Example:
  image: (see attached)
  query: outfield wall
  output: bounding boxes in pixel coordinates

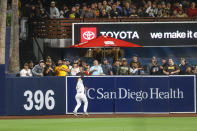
[0,65,6,116]
[1,75,196,116]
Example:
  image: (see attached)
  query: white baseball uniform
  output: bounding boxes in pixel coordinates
[73,78,88,113]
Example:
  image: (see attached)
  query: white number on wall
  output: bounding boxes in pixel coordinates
[24,90,55,111]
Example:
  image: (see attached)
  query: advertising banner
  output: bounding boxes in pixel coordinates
[5,77,66,115]
[72,22,197,47]
[66,76,196,114]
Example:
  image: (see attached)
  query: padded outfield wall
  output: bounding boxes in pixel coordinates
[0,75,196,116]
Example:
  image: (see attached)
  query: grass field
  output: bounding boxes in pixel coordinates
[0,117,197,131]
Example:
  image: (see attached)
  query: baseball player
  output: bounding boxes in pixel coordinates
[73,75,88,117]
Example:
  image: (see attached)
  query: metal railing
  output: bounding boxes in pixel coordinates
[31,17,196,39]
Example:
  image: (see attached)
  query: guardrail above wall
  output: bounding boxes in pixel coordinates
[31,17,196,39]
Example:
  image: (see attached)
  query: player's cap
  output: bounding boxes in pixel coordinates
[51,1,55,4]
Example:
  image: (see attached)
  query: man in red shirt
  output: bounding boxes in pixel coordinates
[187,2,197,17]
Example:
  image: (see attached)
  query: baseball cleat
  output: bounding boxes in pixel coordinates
[83,112,88,116]
[73,111,78,117]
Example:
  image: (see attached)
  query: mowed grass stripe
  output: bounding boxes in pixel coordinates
[0,117,196,131]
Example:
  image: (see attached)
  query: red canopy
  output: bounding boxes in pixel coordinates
[70,36,142,48]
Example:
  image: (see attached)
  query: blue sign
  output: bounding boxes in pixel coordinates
[66,76,196,114]
[0,64,6,116]
[5,77,66,115]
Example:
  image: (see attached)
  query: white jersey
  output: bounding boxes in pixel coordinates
[76,79,85,94]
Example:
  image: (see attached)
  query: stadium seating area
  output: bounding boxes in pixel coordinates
[12,0,197,19]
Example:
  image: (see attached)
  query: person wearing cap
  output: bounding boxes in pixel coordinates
[101,58,113,75]
[112,60,120,75]
[147,56,157,75]
[44,61,56,76]
[160,58,168,75]
[130,55,143,74]
[20,63,33,77]
[50,1,60,18]
[32,60,45,77]
[118,59,130,75]
[55,59,69,76]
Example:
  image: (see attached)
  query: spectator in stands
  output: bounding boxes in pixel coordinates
[193,66,197,75]
[81,6,96,18]
[80,5,88,18]
[110,3,121,18]
[75,4,81,15]
[66,60,72,70]
[171,9,178,17]
[130,63,139,75]
[99,9,109,18]
[116,0,123,13]
[76,67,86,76]
[152,2,158,17]
[20,63,33,77]
[112,60,120,75]
[29,5,39,19]
[118,59,130,75]
[187,2,197,17]
[123,2,132,17]
[85,65,91,75]
[185,66,193,75]
[50,1,60,18]
[101,58,113,75]
[145,0,154,17]
[32,60,45,77]
[130,54,143,74]
[59,4,69,18]
[176,9,188,17]
[150,61,160,75]
[163,2,172,17]
[97,2,103,12]
[102,0,112,13]
[91,3,100,17]
[163,58,180,75]
[130,8,138,17]
[70,62,80,76]
[66,6,80,18]
[147,56,157,75]
[179,58,190,75]
[55,59,69,76]
[90,60,103,75]
[44,61,56,76]
[160,58,168,75]
[157,3,163,17]
[29,60,34,71]
[137,7,144,17]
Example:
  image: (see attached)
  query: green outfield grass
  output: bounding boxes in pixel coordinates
[0,117,197,131]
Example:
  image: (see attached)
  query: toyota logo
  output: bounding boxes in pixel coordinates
[83,31,95,40]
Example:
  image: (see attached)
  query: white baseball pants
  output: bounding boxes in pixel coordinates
[74,93,88,113]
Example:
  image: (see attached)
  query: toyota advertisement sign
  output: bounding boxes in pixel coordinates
[72,22,197,47]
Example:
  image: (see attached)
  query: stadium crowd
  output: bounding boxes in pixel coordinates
[19,55,197,77]
[12,0,197,19]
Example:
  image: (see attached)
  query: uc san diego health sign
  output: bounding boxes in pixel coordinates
[67,76,196,114]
